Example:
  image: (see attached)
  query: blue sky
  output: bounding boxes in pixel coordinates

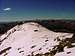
[0,0,75,21]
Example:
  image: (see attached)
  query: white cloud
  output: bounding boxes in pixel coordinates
[3,8,11,11]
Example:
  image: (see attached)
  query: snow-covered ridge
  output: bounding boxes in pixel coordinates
[0,22,74,56]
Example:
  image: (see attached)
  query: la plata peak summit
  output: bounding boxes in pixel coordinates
[0,22,75,56]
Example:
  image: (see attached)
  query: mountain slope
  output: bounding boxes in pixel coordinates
[0,22,74,56]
